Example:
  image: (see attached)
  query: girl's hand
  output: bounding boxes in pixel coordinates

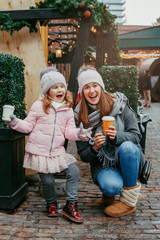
[79,122,92,141]
[4,114,18,127]
[94,131,105,151]
[105,126,116,140]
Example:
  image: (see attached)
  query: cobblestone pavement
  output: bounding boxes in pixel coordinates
[0,102,160,240]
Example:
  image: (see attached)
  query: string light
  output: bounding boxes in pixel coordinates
[90,26,96,33]
[120,51,160,59]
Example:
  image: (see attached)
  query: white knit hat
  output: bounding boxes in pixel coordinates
[77,66,105,94]
[41,71,67,95]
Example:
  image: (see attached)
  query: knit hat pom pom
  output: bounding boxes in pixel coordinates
[77,65,97,77]
[40,66,58,80]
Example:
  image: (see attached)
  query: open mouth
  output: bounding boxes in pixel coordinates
[89,95,97,99]
[56,94,63,99]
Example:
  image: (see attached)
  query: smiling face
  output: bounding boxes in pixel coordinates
[48,83,66,103]
[83,82,102,105]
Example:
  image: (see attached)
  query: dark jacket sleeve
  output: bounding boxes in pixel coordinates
[115,105,142,146]
[76,139,99,163]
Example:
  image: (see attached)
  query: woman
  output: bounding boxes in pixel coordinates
[74,65,145,218]
[143,69,152,108]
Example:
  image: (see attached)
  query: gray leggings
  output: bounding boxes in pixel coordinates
[39,163,79,204]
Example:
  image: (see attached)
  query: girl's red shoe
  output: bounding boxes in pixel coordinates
[47,202,58,217]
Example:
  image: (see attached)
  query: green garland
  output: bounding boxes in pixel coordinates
[34,0,116,31]
[0,13,38,35]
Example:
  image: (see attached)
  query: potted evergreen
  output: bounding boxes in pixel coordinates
[0,53,28,209]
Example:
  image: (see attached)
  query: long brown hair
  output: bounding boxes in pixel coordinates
[78,89,115,125]
[42,89,73,114]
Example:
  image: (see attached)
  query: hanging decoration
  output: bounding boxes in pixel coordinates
[55,47,62,58]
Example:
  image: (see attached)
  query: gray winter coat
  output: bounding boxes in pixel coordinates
[74,92,145,184]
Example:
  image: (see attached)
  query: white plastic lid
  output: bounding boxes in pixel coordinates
[102,116,115,121]
[3,105,15,109]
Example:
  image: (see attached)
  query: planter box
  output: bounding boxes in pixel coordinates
[0,129,28,209]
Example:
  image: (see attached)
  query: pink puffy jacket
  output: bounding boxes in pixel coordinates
[11,99,80,157]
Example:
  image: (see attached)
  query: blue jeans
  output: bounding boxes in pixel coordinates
[39,163,79,204]
[96,141,141,197]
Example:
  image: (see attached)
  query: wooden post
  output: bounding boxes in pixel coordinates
[105,30,115,66]
[40,25,48,65]
[95,26,105,70]
[35,0,49,66]
[68,17,92,106]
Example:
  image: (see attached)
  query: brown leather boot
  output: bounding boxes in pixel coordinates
[47,201,58,217]
[105,181,141,218]
[62,200,83,223]
[101,194,116,206]
[105,201,136,217]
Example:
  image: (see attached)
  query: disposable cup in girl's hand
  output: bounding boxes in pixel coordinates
[2,105,15,122]
[102,116,115,135]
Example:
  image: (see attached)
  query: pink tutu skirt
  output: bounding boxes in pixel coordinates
[23,152,77,174]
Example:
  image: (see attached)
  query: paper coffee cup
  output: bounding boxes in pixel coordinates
[2,105,15,121]
[102,116,115,135]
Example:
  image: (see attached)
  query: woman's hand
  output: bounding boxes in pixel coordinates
[105,126,117,141]
[94,131,105,151]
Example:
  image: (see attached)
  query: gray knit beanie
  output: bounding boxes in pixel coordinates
[41,70,67,95]
[77,65,105,94]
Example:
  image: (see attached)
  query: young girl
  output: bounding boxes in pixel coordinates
[5,67,91,223]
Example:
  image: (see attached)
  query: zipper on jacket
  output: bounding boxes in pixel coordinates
[49,111,57,156]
